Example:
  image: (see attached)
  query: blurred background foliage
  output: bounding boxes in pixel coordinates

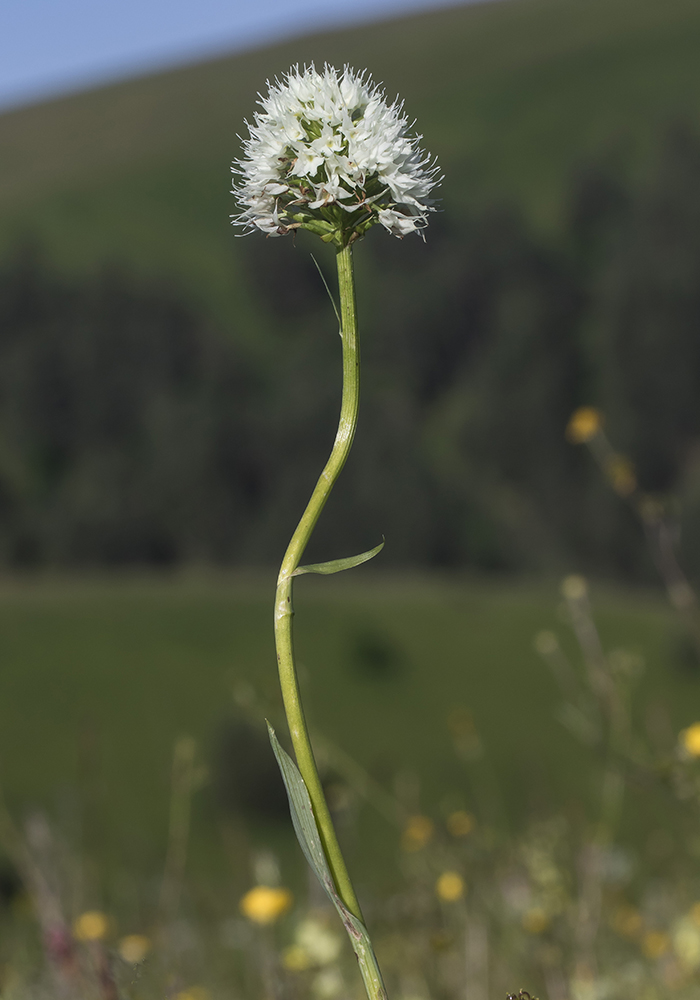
[1,0,700,578]
[4,0,700,993]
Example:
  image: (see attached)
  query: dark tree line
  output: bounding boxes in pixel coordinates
[2,122,700,579]
[0,249,263,566]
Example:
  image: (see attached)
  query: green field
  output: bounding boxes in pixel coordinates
[2,571,700,1000]
[1,0,700,326]
[3,8,700,982]
[0,571,693,892]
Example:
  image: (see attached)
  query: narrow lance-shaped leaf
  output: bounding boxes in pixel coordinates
[292,539,384,578]
[267,724,388,1000]
[310,253,342,337]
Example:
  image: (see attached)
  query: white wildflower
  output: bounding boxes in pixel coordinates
[232,64,440,245]
[295,917,343,965]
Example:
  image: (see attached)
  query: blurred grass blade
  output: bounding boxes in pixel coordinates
[292,539,384,578]
[267,723,388,1000]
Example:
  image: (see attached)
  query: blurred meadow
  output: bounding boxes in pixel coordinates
[3,0,700,996]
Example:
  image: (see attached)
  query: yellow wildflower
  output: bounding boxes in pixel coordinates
[681,723,700,757]
[566,407,603,444]
[401,815,434,852]
[73,910,109,942]
[611,905,642,939]
[642,930,670,959]
[436,871,465,902]
[604,455,637,497]
[175,989,209,1000]
[240,885,292,925]
[118,934,151,963]
[522,908,549,934]
[446,810,474,837]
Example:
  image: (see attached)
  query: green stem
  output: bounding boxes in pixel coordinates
[274,243,362,921]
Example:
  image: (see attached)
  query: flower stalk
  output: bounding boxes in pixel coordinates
[274,242,362,921]
[234,62,439,1000]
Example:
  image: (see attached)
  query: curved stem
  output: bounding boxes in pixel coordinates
[274,243,362,921]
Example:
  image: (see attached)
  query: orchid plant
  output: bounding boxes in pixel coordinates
[233,63,440,1000]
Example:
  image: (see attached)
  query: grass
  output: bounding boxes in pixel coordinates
[0,570,693,893]
[1,0,700,326]
[3,570,700,998]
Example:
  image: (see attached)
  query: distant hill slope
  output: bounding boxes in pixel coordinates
[1,0,700,322]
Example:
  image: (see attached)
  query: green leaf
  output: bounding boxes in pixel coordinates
[292,539,384,578]
[267,722,336,898]
[267,723,388,1000]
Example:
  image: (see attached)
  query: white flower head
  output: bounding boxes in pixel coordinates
[232,64,440,246]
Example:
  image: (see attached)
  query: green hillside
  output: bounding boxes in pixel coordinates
[2,0,700,580]
[1,0,700,323]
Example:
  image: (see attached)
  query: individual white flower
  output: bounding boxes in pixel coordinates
[232,64,440,246]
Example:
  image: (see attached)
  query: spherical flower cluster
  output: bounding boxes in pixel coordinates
[232,64,440,245]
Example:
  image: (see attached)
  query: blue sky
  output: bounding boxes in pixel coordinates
[0,0,476,111]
